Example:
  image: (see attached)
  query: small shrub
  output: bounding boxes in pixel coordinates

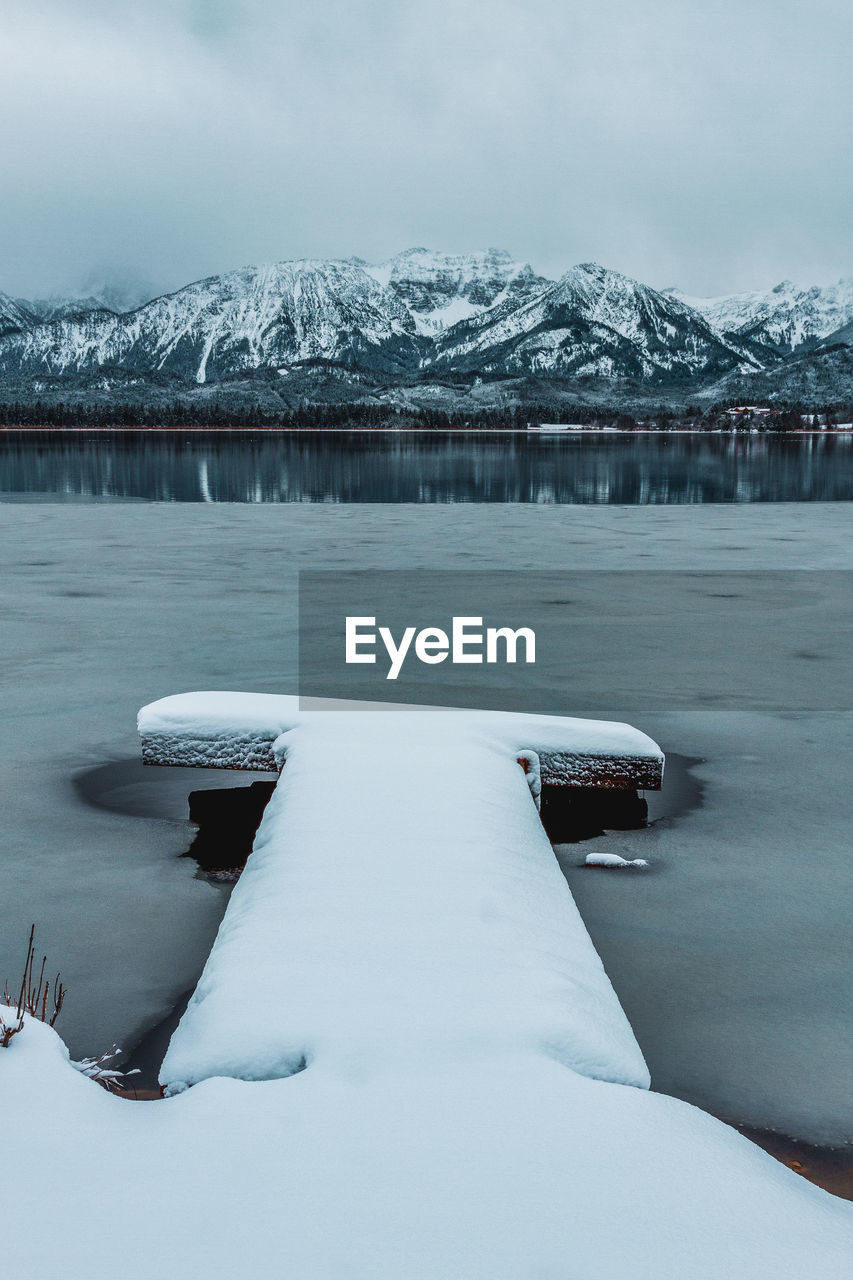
[72,1046,141,1094]
[0,1006,23,1048]
[1,924,66,1047]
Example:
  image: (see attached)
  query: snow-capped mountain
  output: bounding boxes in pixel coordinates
[364,248,551,335]
[432,263,756,381]
[2,250,852,404]
[2,260,422,383]
[0,291,35,339]
[669,278,853,355]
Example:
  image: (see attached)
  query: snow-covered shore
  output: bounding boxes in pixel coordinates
[3,1007,853,1278]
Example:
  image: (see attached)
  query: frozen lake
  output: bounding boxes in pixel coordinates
[3,429,853,502]
[1,502,852,1145]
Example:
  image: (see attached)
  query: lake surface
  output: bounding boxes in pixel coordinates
[2,429,853,502]
[2,503,852,1143]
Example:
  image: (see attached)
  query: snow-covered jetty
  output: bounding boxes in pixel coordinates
[138,693,663,1091]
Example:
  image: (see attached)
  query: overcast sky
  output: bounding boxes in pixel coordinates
[1,0,851,299]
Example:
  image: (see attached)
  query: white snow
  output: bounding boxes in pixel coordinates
[672,277,853,350]
[159,707,651,1091]
[6,253,853,381]
[407,294,482,334]
[584,851,649,869]
[1,258,421,377]
[434,261,753,378]
[3,1005,853,1278]
[362,260,393,291]
[363,247,548,335]
[138,691,664,780]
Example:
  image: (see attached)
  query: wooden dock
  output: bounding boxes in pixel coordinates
[138,693,662,1093]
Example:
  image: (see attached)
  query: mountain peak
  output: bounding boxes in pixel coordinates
[563,262,641,292]
[0,291,35,337]
[382,247,520,275]
[676,277,853,353]
[367,248,550,335]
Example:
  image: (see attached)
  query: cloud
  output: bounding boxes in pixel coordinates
[1,0,851,297]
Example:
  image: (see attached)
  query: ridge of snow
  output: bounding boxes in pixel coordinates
[137,691,664,770]
[433,261,756,378]
[369,247,552,335]
[670,277,853,351]
[0,258,422,382]
[2,253,851,383]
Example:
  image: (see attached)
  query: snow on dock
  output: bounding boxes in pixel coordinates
[138,690,665,787]
[137,694,660,1091]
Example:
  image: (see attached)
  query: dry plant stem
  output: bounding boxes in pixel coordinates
[1,924,66,1046]
[0,1010,24,1048]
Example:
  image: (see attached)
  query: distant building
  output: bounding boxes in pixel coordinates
[725,406,773,417]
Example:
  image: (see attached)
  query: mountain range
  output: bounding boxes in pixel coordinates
[2,249,852,412]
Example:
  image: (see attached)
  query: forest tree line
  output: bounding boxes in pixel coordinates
[0,399,851,431]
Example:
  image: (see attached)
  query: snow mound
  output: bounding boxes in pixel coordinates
[585,851,650,869]
[3,1025,853,1278]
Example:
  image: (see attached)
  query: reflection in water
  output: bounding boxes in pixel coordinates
[2,430,853,502]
